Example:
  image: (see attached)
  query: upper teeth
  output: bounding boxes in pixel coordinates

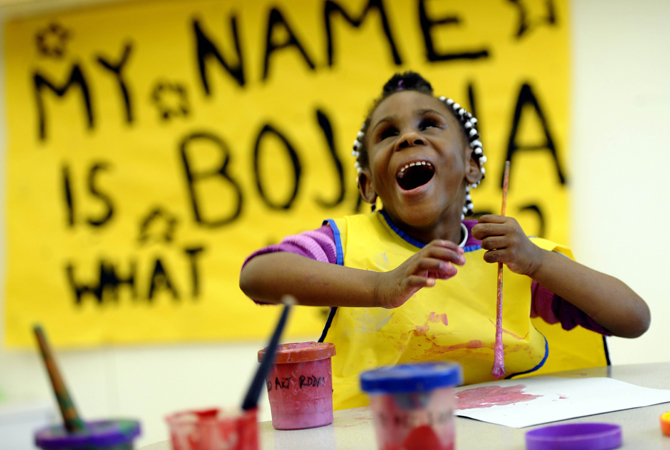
[399,161,432,174]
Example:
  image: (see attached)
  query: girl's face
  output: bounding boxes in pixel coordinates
[359,91,481,232]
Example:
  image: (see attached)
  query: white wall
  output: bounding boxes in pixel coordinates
[1,0,670,447]
[570,0,670,365]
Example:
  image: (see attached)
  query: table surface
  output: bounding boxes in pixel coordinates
[140,362,670,450]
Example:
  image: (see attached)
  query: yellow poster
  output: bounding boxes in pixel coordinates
[4,0,570,347]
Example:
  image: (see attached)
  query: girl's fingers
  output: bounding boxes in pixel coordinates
[483,249,510,264]
[406,275,436,289]
[480,236,508,251]
[471,223,509,240]
[477,214,507,224]
[428,239,462,252]
[415,259,457,278]
[423,246,466,265]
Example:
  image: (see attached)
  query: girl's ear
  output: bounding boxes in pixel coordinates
[358,170,377,204]
[464,149,483,186]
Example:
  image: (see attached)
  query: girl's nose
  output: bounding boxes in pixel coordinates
[396,131,427,151]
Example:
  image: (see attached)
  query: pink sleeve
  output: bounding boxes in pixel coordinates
[531,281,610,336]
[241,224,337,304]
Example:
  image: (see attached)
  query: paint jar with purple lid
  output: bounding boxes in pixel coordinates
[360,363,462,450]
[258,341,336,430]
[34,419,141,450]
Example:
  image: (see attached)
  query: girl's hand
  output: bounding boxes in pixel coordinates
[472,215,544,276]
[374,239,465,309]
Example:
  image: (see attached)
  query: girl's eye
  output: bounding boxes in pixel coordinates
[419,118,439,130]
[379,127,398,141]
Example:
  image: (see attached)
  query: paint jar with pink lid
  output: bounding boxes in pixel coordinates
[360,363,463,450]
[258,341,336,430]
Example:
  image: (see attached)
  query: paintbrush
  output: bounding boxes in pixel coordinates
[33,325,87,433]
[241,295,296,411]
[492,161,510,379]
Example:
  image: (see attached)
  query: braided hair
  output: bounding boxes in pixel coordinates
[351,72,486,219]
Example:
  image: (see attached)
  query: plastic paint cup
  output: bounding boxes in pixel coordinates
[165,408,258,450]
[258,341,336,430]
[360,363,462,450]
[34,419,141,450]
[525,423,622,450]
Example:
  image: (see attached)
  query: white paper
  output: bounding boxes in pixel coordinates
[454,376,670,428]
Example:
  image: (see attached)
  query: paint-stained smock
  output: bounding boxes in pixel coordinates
[244,211,610,410]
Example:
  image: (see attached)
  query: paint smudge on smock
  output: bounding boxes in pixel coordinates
[427,311,449,326]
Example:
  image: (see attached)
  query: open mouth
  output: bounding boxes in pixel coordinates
[396,161,435,191]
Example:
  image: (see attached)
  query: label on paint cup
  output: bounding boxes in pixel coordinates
[259,342,336,430]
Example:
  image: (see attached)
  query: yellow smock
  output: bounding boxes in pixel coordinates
[318,212,609,410]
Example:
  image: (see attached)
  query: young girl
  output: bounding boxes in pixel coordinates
[240,72,650,410]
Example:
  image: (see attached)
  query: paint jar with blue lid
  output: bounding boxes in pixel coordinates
[360,363,462,450]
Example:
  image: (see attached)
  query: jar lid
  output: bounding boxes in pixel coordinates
[257,341,335,364]
[360,363,462,394]
[525,423,622,450]
[34,419,141,449]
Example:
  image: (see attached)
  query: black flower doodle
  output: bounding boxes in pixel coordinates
[36,22,71,58]
[508,0,556,39]
[138,207,179,245]
[151,82,190,120]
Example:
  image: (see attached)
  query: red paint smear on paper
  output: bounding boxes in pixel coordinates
[427,312,449,326]
[487,319,529,340]
[456,384,541,410]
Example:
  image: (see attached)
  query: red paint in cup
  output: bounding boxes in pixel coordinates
[258,341,336,430]
[361,363,462,450]
[165,408,258,450]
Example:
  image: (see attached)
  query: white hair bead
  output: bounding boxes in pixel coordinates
[471,118,478,125]
[481,167,486,175]
[466,194,471,201]
[462,206,468,213]
[474,147,482,155]
[453,103,461,110]
[471,140,482,148]
[469,129,477,137]
[439,96,446,101]
[446,99,454,105]
[357,131,365,139]
[479,156,487,163]
[465,121,472,129]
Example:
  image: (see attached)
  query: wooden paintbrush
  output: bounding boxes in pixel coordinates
[33,325,87,433]
[241,295,296,411]
[492,161,510,379]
